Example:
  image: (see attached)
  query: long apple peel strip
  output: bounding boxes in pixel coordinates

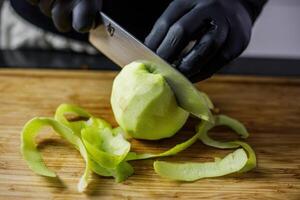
[152,115,256,181]
[20,117,92,192]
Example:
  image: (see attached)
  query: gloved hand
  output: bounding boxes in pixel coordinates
[26,0,102,32]
[145,0,253,82]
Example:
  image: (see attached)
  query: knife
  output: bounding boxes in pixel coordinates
[89,12,212,122]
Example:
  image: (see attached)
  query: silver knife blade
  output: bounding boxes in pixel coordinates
[89,12,172,69]
[89,12,212,122]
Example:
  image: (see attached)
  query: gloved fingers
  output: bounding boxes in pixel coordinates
[218,18,252,63]
[188,54,227,82]
[144,1,194,51]
[72,0,102,32]
[155,24,188,62]
[156,7,211,62]
[177,14,229,79]
[188,23,251,82]
[38,0,55,17]
[176,28,221,78]
[51,0,73,32]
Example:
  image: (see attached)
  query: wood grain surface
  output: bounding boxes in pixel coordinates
[0,69,299,200]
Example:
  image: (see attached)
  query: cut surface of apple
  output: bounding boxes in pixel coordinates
[111,61,189,140]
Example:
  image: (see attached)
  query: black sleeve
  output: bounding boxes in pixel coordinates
[240,0,268,22]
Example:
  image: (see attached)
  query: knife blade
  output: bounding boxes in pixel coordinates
[89,12,172,69]
[89,12,212,122]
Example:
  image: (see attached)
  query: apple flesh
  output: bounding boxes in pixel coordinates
[111,61,189,140]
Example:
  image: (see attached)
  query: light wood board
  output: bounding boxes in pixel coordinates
[0,69,299,199]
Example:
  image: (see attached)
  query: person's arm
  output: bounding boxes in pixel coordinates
[145,0,268,82]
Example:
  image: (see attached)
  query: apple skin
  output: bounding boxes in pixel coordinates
[111,61,189,140]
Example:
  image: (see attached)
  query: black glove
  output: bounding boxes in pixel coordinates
[26,0,102,33]
[145,0,255,82]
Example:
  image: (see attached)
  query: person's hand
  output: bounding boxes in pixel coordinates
[145,0,253,82]
[26,0,102,32]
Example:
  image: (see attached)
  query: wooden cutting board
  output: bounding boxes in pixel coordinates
[0,69,299,200]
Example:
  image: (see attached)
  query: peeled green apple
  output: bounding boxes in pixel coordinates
[111,61,189,140]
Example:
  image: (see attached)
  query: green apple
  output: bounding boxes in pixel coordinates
[111,61,189,140]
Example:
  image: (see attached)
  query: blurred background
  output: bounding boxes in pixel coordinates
[243,0,300,59]
[0,0,300,77]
